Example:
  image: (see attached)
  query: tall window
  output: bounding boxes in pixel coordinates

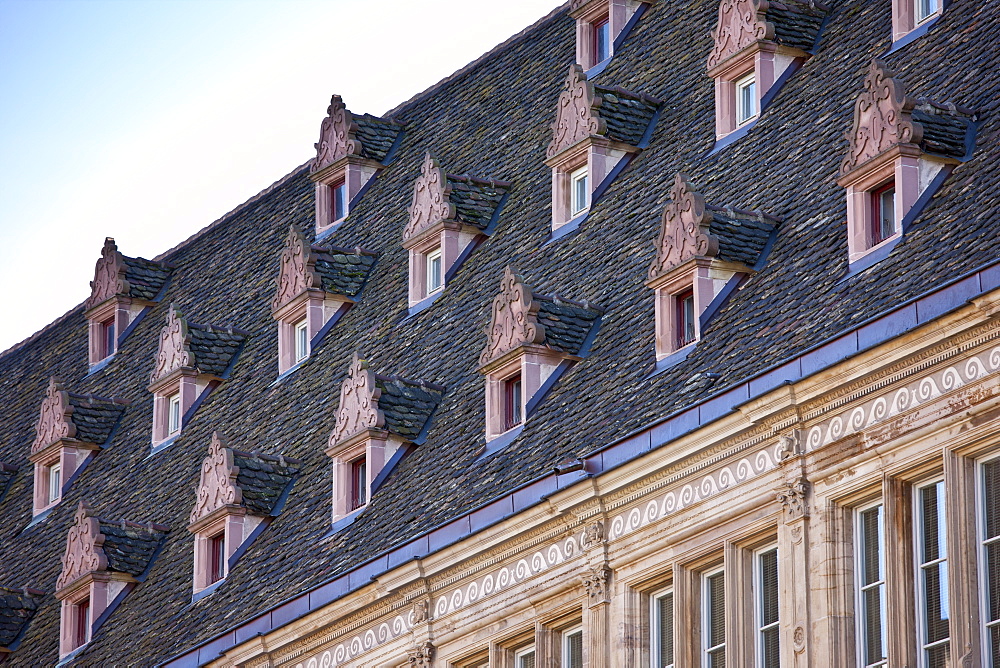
[915,480,949,667]
[427,248,443,294]
[47,462,62,504]
[350,457,367,511]
[980,457,1000,664]
[871,182,896,246]
[516,646,536,668]
[857,503,887,668]
[504,373,523,431]
[101,318,116,359]
[703,569,725,668]
[563,627,583,668]
[652,588,674,668]
[167,393,182,435]
[756,547,780,668]
[593,16,610,64]
[294,319,309,363]
[570,166,589,216]
[916,0,939,22]
[73,598,90,650]
[675,289,696,348]
[332,180,347,221]
[208,532,226,585]
[736,72,757,125]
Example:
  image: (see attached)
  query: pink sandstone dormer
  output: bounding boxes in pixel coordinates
[84,238,171,367]
[28,378,126,516]
[326,354,442,525]
[188,432,298,594]
[706,0,826,140]
[837,61,976,266]
[55,502,166,659]
[545,65,659,232]
[310,95,403,237]
[892,0,942,45]
[646,174,776,360]
[569,0,653,71]
[271,224,375,374]
[148,306,246,448]
[478,268,601,442]
[402,153,509,307]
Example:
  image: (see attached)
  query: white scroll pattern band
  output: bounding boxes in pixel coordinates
[805,345,1000,452]
[294,610,412,668]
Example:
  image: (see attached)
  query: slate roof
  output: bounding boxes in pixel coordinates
[912,100,976,160]
[186,324,247,378]
[230,452,299,517]
[313,246,377,298]
[0,0,998,664]
[97,520,167,578]
[373,375,445,441]
[64,393,127,446]
[122,254,172,303]
[594,85,660,146]
[0,465,16,504]
[0,587,39,649]
[447,175,510,230]
[354,114,403,164]
[535,296,602,355]
[706,205,777,268]
[767,0,827,52]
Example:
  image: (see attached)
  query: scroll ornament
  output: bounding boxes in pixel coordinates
[150,305,194,384]
[312,94,362,173]
[547,64,607,159]
[86,237,130,310]
[33,377,76,454]
[479,267,546,366]
[404,152,455,242]
[272,224,321,311]
[707,0,774,69]
[648,173,720,279]
[189,432,243,524]
[57,502,109,591]
[331,353,385,445]
[841,60,922,175]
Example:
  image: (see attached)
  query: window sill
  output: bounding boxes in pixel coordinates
[148,435,180,458]
[843,234,903,281]
[270,359,307,387]
[477,424,524,460]
[315,217,347,244]
[545,211,589,245]
[24,506,54,530]
[708,119,757,155]
[650,342,696,377]
[191,578,225,603]
[406,290,443,318]
[86,354,115,377]
[328,506,366,535]
[887,13,941,54]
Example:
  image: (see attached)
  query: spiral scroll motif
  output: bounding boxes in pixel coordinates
[272,224,321,311]
[706,0,773,70]
[32,377,76,454]
[546,64,606,159]
[189,432,243,524]
[648,173,720,280]
[331,353,385,445]
[479,267,546,366]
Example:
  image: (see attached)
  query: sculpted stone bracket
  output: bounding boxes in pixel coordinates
[706,0,774,71]
[479,267,547,368]
[312,94,363,174]
[272,224,323,313]
[150,305,195,384]
[189,432,243,526]
[547,64,607,160]
[85,237,130,311]
[775,478,809,521]
[407,641,435,667]
[647,174,720,281]
[56,501,109,592]
[404,152,456,244]
[32,378,77,454]
[581,565,612,606]
[331,353,386,446]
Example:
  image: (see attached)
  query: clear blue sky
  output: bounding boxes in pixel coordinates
[0,0,560,352]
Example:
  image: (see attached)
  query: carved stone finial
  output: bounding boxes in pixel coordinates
[189,432,243,525]
[312,94,362,173]
[407,641,435,667]
[150,305,194,384]
[648,174,720,280]
[547,64,606,159]
[581,521,605,548]
[479,267,546,367]
[775,478,809,520]
[32,377,76,454]
[57,501,108,591]
[581,565,612,605]
[330,353,385,445]
[404,152,455,243]
[86,237,130,311]
[272,224,322,312]
[706,0,774,70]
[841,60,922,175]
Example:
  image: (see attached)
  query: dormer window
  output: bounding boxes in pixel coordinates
[479,268,601,444]
[350,457,367,511]
[546,65,659,235]
[403,153,509,309]
[735,72,757,125]
[570,0,652,72]
[167,393,182,435]
[84,237,171,369]
[838,61,977,268]
[916,0,939,23]
[207,533,225,586]
[71,598,90,651]
[593,16,610,64]
[647,174,777,363]
[272,224,376,374]
[46,462,62,504]
[310,95,403,238]
[892,0,943,46]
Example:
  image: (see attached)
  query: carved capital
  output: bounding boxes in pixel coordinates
[479,267,546,367]
[150,305,194,384]
[841,60,922,175]
[272,224,322,312]
[648,174,719,280]
[581,565,612,605]
[57,501,108,592]
[190,432,243,525]
[86,237,130,311]
[581,521,605,548]
[404,152,455,243]
[32,377,76,454]
[312,95,362,173]
[707,0,774,70]
[330,353,385,446]
[547,64,606,159]
[407,641,435,667]
[775,478,809,520]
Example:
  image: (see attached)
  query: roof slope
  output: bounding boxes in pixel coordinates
[0,0,998,664]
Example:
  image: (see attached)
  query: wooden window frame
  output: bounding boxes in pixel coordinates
[503,372,523,432]
[675,288,696,350]
[735,72,758,126]
[856,501,889,668]
[592,15,610,65]
[651,586,675,668]
[426,247,444,294]
[293,318,309,364]
[754,545,780,668]
[349,456,367,512]
[167,393,182,435]
[332,179,348,222]
[870,181,897,247]
[570,165,589,216]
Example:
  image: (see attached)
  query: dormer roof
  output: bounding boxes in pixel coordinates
[0,586,42,651]
[706,0,826,72]
[149,306,247,384]
[31,377,127,455]
[311,95,403,175]
[546,65,660,159]
[85,237,172,311]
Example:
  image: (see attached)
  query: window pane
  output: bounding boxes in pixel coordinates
[708,572,725,646]
[879,188,895,241]
[104,319,115,357]
[168,395,181,434]
[762,627,780,668]
[861,507,883,586]
[572,171,588,214]
[985,460,1000,540]
[859,505,886,667]
[657,592,674,668]
[708,648,726,668]
[760,549,779,626]
[428,253,442,292]
[595,20,610,62]
[295,321,308,362]
[986,459,1000,660]
[49,463,61,503]
[862,585,885,664]
[519,651,536,668]
[333,182,347,220]
[565,630,583,668]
